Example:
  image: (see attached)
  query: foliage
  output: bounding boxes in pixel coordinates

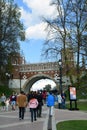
[0,0,25,81]
[0,85,14,98]
[43,84,51,92]
[71,72,87,94]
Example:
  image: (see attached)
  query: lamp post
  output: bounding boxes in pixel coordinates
[5,73,13,88]
[19,72,22,92]
[6,73,11,78]
[58,59,62,94]
[5,73,11,87]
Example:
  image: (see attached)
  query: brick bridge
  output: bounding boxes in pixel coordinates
[9,61,70,93]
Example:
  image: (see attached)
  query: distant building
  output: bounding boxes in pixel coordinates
[62,48,75,66]
[10,52,26,65]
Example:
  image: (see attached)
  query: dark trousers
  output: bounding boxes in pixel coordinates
[19,107,25,119]
[58,103,62,109]
[30,108,37,122]
[37,105,42,117]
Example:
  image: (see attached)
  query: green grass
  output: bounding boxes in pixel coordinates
[56,101,87,130]
[56,120,87,130]
[66,101,87,111]
[55,100,87,111]
[77,101,87,111]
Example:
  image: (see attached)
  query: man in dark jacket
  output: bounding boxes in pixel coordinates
[37,91,43,117]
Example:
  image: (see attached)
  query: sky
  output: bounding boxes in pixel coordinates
[14,0,57,90]
[31,79,56,91]
[14,0,57,63]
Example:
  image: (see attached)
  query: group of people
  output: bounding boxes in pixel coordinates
[0,90,66,122]
[17,90,44,122]
[17,90,56,122]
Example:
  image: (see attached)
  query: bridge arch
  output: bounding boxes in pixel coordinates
[23,74,57,93]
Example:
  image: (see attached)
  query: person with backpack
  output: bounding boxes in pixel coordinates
[27,91,38,122]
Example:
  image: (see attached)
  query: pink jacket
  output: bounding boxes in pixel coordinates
[28,98,38,108]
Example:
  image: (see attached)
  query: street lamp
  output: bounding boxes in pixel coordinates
[6,73,11,78]
[19,72,22,92]
[5,73,13,87]
[5,73,11,87]
[58,59,62,94]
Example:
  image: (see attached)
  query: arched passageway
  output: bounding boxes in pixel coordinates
[23,74,57,93]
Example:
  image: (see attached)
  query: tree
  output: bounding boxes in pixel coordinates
[42,0,87,88]
[68,0,87,88]
[0,0,25,83]
[42,0,75,85]
[43,84,51,92]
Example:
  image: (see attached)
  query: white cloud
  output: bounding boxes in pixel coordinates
[23,0,56,18]
[20,0,57,40]
[26,22,47,39]
[20,7,33,27]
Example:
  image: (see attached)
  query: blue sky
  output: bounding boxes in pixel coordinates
[20,39,44,63]
[14,0,57,89]
[14,0,57,63]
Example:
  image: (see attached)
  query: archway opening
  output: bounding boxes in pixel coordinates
[23,74,58,93]
[31,79,56,91]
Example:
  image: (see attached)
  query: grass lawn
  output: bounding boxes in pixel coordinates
[66,101,87,111]
[56,101,87,130]
[56,120,87,130]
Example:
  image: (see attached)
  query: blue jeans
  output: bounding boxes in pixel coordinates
[62,99,66,109]
[30,108,37,122]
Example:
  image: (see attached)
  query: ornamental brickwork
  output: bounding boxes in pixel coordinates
[12,62,60,80]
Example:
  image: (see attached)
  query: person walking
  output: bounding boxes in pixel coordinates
[42,90,47,104]
[5,98,10,111]
[46,91,55,117]
[61,91,66,109]
[37,91,43,117]
[10,92,17,110]
[57,93,62,109]
[17,91,27,120]
[27,92,38,122]
[1,93,6,111]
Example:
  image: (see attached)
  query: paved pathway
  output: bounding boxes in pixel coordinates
[52,108,87,130]
[55,109,87,123]
[0,105,49,130]
[0,106,87,130]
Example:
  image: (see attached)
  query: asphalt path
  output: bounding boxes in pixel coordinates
[54,108,87,130]
[0,105,87,130]
[0,105,48,130]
